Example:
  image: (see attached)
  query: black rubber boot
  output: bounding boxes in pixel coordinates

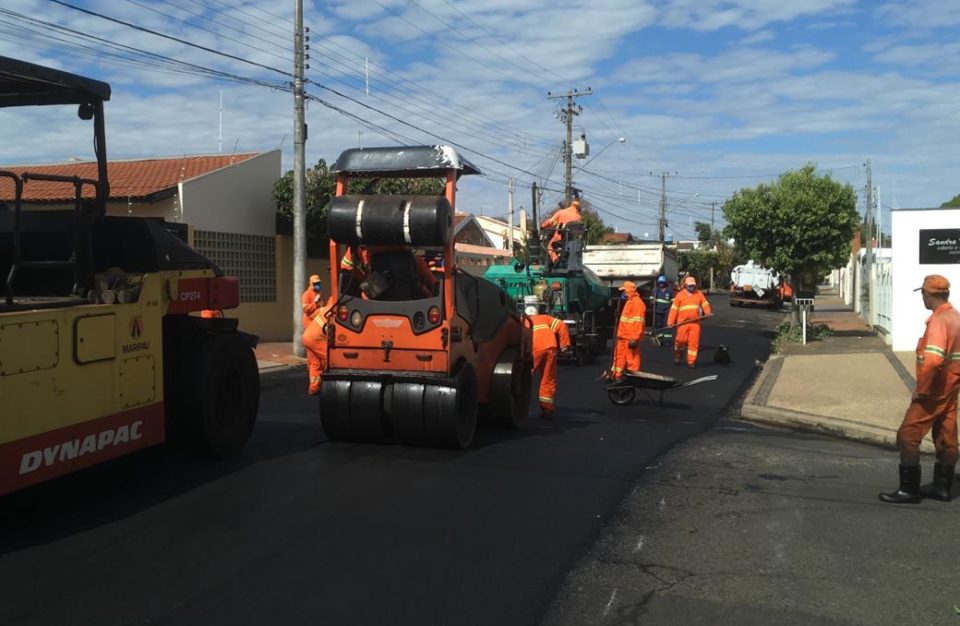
[921,463,955,502]
[878,464,922,504]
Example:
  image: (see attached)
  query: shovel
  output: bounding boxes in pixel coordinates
[647,314,714,347]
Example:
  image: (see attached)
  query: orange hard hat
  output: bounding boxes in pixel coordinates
[619,280,637,292]
[684,276,697,287]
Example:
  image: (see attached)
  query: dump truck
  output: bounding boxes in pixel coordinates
[484,222,611,366]
[582,242,679,294]
[319,146,532,449]
[729,260,792,308]
[0,56,259,496]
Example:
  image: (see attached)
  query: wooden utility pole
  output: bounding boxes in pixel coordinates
[548,88,592,205]
[292,0,307,356]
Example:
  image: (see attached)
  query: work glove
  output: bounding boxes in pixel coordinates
[627,340,638,349]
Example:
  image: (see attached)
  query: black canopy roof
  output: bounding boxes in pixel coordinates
[333,145,481,177]
[0,55,111,108]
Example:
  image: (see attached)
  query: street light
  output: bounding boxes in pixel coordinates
[579,136,625,170]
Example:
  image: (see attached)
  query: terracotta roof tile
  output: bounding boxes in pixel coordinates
[0,153,258,203]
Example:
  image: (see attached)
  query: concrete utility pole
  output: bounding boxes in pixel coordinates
[657,171,671,242]
[507,178,515,252]
[548,88,592,205]
[292,0,307,357]
[864,158,873,327]
[709,201,717,292]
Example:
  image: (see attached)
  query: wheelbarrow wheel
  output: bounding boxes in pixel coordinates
[607,386,636,406]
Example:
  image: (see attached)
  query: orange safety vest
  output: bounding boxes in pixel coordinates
[668,289,712,326]
[916,302,960,399]
[530,314,571,353]
[541,205,582,230]
[617,294,646,340]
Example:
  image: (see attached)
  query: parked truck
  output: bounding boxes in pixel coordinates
[0,56,259,495]
[729,260,792,308]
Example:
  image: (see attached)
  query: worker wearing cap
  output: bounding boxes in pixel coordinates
[541,199,582,265]
[526,303,571,419]
[301,275,329,395]
[342,245,437,298]
[611,280,646,380]
[880,274,960,504]
[651,275,674,339]
[668,276,712,368]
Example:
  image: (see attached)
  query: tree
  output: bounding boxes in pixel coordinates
[940,194,960,208]
[580,208,613,245]
[274,160,443,241]
[722,163,858,294]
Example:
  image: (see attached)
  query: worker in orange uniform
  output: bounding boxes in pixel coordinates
[342,245,437,298]
[668,276,712,368]
[880,275,960,504]
[611,281,646,380]
[301,274,330,395]
[540,199,582,264]
[525,301,571,419]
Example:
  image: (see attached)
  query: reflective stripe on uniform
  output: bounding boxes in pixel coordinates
[533,324,550,331]
[550,318,561,331]
[678,304,701,312]
[309,376,321,382]
[538,395,554,404]
[620,315,644,323]
[925,345,946,357]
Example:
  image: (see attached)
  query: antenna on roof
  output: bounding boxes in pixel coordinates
[218,89,223,154]
[233,138,239,155]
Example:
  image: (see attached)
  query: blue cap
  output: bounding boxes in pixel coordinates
[657,275,667,284]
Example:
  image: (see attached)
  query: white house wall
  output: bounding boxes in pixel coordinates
[178,150,280,236]
[890,208,960,351]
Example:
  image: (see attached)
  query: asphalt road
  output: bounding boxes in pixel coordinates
[0,293,782,626]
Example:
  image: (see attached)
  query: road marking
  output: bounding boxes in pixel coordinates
[634,536,645,553]
[603,589,618,615]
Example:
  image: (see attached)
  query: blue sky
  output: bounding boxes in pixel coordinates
[2,0,959,240]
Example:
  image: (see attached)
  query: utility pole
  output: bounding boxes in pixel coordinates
[507,178,515,252]
[530,181,541,262]
[656,171,673,242]
[709,201,717,292]
[292,0,307,357]
[864,158,873,326]
[548,88,592,205]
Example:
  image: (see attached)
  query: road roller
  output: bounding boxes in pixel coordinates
[320,145,532,449]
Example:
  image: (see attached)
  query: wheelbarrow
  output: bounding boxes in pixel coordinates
[605,370,718,406]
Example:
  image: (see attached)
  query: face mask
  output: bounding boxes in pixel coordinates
[312,283,322,293]
[686,285,695,293]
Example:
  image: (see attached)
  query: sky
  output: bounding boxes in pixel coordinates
[1,0,958,241]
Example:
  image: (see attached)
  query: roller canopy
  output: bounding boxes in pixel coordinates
[0,55,111,107]
[328,195,452,246]
[332,145,481,178]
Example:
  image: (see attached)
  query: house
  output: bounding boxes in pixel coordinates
[0,151,317,341]
[474,214,528,251]
[452,213,514,274]
[600,232,635,244]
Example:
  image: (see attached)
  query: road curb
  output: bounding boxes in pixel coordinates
[737,356,933,453]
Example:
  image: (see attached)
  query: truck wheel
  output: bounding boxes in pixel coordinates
[483,348,531,428]
[170,332,260,457]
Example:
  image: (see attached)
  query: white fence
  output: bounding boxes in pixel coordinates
[871,259,893,340]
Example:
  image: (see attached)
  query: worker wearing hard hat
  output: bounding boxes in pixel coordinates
[651,275,674,341]
[611,281,646,380]
[301,274,330,395]
[541,199,582,264]
[526,302,571,419]
[668,276,712,368]
[880,274,960,504]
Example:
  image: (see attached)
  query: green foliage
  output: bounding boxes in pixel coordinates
[273,159,443,240]
[722,163,858,291]
[678,239,741,289]
[773,319,833,351]
[940,194,960,208]
[694,221,713,243]
[580,208,613,245]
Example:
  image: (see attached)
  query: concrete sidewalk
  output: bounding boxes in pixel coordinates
[254,341,306,374]
[739,289,934,452]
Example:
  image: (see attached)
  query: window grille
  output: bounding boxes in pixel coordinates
[193,231,275,303]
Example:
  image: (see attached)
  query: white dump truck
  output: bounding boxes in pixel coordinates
[729,260,792,308]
